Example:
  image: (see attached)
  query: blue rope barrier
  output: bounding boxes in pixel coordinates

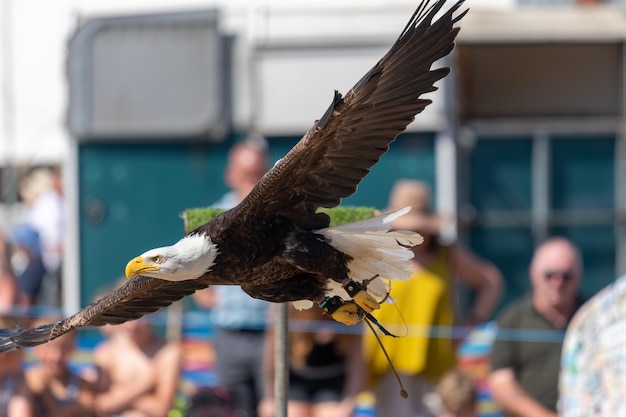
[0,306,566,343]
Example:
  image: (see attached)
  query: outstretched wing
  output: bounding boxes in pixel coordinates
[0,276,207,353]
[0,0,466,352]
[234,0,466,229]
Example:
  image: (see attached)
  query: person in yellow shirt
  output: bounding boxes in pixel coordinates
[364,179,503,417]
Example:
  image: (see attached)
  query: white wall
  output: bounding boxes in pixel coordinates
[0,0,75,165]
[0,0,514,166]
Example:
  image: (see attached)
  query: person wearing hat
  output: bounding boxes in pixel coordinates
[364,179,503,417]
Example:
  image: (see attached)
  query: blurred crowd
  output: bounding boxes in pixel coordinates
[0,141,622,417]
[1,166,64,311]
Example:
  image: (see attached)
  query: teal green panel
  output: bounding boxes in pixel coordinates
[469,227,534,315]
[266,137,299,169]
[470,138,532,212]
[79,134,436,307]
[79,142,233,306]
[551,136,615,210]
[342,132,436,209]
[549,225,615,300]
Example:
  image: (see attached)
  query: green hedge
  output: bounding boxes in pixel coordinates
[183,206,378,233]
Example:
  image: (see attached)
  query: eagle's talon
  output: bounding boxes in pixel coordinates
[319,296,363,326]
[353,290,380,313]
[320,296,344,315]
[342,279,380,313]
[330,302,361,326]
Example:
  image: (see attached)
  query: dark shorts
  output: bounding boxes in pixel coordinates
[288,370,345,404]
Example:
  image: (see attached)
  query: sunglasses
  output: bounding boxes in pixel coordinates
[543,270,574,281]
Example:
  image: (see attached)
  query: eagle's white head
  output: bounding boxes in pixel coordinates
[125,234,218,282]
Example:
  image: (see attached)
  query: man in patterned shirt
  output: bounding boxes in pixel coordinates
[559,274,626,416]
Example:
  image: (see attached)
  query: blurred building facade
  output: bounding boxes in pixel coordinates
[0,0,624,314]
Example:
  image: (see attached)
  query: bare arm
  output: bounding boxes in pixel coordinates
[91,343,155,416]
[9,398,35,417]
[9,397,35,417]
[26,367,90,417]
[131,342,182,417]
[93,374,153,415]
[338,333,365,416]
[0,235,18,310]
[8,376,35,417]
[487,368,556,417]
[451,243,503,323]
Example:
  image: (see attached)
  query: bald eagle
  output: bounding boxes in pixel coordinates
[0,0,466,353]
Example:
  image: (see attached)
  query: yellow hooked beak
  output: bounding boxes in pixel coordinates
[125,256,160,278]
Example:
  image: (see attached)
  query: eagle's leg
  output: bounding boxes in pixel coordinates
[283,230,380,314]
[319,296,397,337]
[342,279,380,313]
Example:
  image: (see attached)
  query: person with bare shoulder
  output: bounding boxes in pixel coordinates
[26,317,97,417]
[0,232,19,310]
[92,316,182,417]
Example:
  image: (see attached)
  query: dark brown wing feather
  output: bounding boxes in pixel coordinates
[0,0,465,353]
[0,276,207,353]
[234,0,466,229]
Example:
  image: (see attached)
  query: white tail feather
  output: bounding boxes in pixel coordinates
[292,299,314,310]
[315,207,422,303]
[347,258,412,282]
[321,206,411,232]
[291,208,422,309]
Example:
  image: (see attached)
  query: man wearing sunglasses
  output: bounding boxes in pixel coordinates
[487,237,583,417]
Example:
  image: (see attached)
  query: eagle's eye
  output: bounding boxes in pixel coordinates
[152,255,164,264]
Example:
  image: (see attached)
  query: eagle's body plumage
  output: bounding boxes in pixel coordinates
[0,0,466,353]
